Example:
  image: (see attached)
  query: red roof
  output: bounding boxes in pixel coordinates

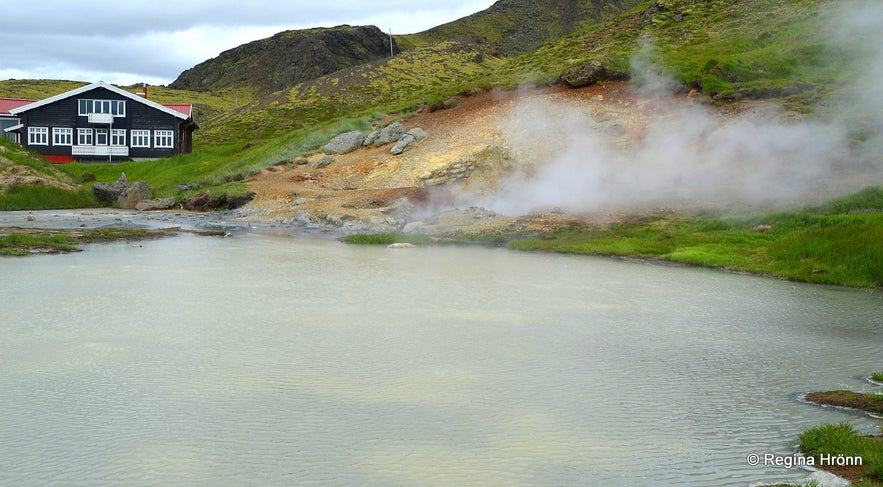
[163,104,193,118]
[0,98,36,116]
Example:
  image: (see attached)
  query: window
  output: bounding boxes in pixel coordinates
[77,128,94,145]
[154,130,174,148]
[53,127,72,146]
[95,129,109,146]
[28,127,48,145]
[131,130,150,148]
[111,129,126,146]
[78,99,125,117]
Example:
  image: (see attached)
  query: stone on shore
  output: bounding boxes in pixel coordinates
[135,197,177,211]
[117,181,152,209]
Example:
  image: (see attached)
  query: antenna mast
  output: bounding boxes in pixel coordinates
[389,27,394,57]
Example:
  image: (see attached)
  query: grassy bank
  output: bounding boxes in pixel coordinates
[0,228,150,256]
[345,187,883,288]
[799,423,883,486]
[508,188,883,288]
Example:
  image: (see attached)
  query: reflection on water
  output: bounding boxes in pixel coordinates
[1,233,881,486]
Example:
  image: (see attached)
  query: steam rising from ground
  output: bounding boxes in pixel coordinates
[476,1,883,215]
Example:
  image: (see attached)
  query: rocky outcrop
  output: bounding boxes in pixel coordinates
[560,62,607,88]
[323,130,364,154]
[170,25,397,95]
[117,181,152,209]
[92,173,129,202]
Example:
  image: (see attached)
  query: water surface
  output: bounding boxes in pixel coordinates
[1,233,880,486]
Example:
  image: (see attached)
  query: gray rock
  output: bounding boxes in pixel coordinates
[560,62,607,88]
[376,122,407,145]
[391,134,416,155]
[407,127,427,141]
[363,129,380,146]
[314,155,335,169]
[135,197,177,211]
[322,130,364,154]
[92,173,130,202]
[177,184,193,192]
[117,181,152,209]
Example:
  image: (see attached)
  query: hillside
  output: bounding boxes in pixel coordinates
[397,0,642,55]
[170,25,395,97]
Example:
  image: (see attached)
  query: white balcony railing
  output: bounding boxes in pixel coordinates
[87,113,114,124]
[71,146,129,157]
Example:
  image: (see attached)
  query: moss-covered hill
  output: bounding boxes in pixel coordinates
[397,0,643,55]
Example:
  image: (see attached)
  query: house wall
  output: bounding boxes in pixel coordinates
[18,87,185,161]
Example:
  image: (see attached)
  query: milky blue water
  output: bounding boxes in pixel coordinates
[1,232,880,486]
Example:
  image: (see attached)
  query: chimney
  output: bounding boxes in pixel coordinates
[143,84,148,99]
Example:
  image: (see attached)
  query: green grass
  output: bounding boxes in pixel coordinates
[343,232,433,246]
[506,188,883,288]
[0,185,103,211]
[799,423,883,484]
[872,372,883,383]
[0,232,76,255]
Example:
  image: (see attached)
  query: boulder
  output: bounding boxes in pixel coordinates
[363,129,380,146]
[560,62,607,88]
[92,172,130,202]
[323,130,364,154]
[407,127,427,141]
[117,181,152,209]
[314,155,335,169]
[376,122,407,145]
[135,197,177,211]
[390,134,416,155]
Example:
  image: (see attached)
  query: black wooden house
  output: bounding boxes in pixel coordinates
[7,81,197,163]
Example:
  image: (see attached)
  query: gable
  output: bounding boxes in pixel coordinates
[9,82,190,120]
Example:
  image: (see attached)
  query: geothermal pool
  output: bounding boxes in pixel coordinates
[1,232,880,486]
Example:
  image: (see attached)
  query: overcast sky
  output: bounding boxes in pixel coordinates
[2,1,496,86]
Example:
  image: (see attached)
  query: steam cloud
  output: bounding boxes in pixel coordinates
[477,1,883,215]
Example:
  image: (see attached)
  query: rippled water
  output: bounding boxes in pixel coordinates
[1,233,881,486]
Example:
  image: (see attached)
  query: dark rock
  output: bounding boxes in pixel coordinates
[117,181,152,209]
[185,192,211,211]
[560,62,607,88]
[323,130,364,154]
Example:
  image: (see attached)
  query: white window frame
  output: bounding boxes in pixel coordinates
[95,128,109,146]
[52,127,72,146]
[77,128,94,146]
[78,99,126,117]
[111,129,126,146]
[131,129,151,148]
[154,130,174,149]
[28,126,48,145]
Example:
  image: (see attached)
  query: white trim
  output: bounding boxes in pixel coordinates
[4,123,23,132]
[71,146,129,157]
[9,81,188,120]
[53,127,73,146]
[131,129,151,148]
[28,126,48,145]
[154,129,174,148]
